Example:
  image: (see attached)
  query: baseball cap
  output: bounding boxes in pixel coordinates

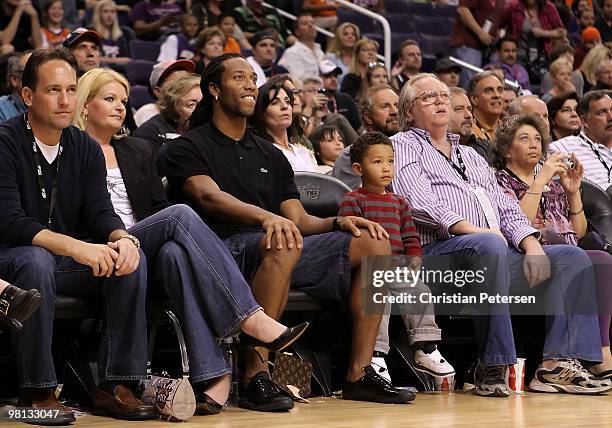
[250,30,277,47]
[149,59,196,88]
[319,59,342,76]
[63,28,102,48]
[582,26,601,43]
[435,58,461,74]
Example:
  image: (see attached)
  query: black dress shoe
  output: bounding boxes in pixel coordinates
[241,322,309,353]
[237,371,294,412]
[194,391,223,415]
[0,285,42,330]
[342,365,416,404]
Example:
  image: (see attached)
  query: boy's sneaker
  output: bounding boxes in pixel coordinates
[371,351,392,383]
[474,363,510,397]
[342,365,415,404]
[529,359,612,394]
[414,349,456,378]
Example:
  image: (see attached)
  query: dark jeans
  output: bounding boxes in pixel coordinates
[0,246,148,388]
[128,205,261,382]
[424,233,602,366]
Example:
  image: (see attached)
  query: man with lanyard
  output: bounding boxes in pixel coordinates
[392,73,607,397]
[549,90,612,190]
[0,48,156,424]
[162,54,414,410]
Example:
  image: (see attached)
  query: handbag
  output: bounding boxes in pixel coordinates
[136,310,196,422]
[271,352,313,399]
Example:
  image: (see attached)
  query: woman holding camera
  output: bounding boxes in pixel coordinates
[493,114,612,381]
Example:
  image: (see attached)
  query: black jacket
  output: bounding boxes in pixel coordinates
[0,115,124,246]
[112,136,169,221]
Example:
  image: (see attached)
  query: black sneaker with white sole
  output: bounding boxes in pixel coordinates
[529,359,612,395]
[474,363,510,397]
[342,365,415,404]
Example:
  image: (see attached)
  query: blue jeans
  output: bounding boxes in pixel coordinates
[0,246,148,387]
[128,205,261,382]
[453,45,483,89]
[424,233,602,365]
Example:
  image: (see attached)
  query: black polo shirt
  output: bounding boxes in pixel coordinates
[162,122,300,236]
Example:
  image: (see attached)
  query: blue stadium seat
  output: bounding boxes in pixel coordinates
[436,3,459,17]
[413,16,449,36]
[385,0,407,13]
[129,40,162,62]
[421,54,438,73]
[420,34,452,56]
[384,13,415,33]
[125,60,155,86]
[337,9,381,34]
[405,1,435,16]
[130,85,155,110]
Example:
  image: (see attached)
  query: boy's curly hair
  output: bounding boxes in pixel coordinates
[349,131,393,164]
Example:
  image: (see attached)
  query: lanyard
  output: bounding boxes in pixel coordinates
[579,134,612,183]
[504,168,548,221]
[437,146,469,183]
[24,114,63,229]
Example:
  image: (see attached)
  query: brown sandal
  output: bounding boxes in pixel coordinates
[0,284,42,330]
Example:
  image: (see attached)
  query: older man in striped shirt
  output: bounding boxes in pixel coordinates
[549,90,612,190]
[391,73,607,397]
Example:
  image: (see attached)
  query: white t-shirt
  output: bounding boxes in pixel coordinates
[106,167,137,229]
[35,137,60,164]
[273,143,318,172]
[133,103,160,127]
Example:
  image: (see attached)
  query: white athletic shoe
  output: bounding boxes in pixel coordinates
[414,349,456,378]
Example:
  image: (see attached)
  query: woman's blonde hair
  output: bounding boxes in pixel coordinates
[549,57,573,77]
[327,22,361,56]
[74,68,130,134]
[580,45,612,85]
[159,74,201,124]
[349,38,379,75]
[91,0,123,41]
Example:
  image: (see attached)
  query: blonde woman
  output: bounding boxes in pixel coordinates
[580,45,612,92]
[340,38,379,99]
[325,22,361,83]
[74,68,308,415]
[133,74,202,153]
[193,26,226,72]
[90,0,131,65]
[542,58,575,102]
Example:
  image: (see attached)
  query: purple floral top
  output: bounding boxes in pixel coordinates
[495,169,578,246]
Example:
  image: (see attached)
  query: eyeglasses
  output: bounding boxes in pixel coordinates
[410,90,452,106]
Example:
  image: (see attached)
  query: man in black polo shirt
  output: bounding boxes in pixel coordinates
[0,48,156,424]
[162,53,415,411]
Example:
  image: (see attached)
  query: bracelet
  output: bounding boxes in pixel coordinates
[118,234,140,249]
[568,206,584,216]
[332,216,341,231]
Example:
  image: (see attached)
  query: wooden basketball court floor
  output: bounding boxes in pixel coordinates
[3,392,612,427]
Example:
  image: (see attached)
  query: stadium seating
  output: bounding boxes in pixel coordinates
[129,85,155,110]
[129,40,162,62]
[124,60,155,86]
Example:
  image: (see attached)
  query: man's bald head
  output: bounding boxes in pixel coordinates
[508,95,550,130]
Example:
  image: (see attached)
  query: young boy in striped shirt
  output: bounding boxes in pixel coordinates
[339,131,455,382]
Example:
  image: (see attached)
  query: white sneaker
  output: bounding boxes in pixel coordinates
[414,349,456,378]
[371,353,392,383]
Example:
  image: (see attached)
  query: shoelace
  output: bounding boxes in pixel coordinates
[251,376,280,397]
[366,367,394,389]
